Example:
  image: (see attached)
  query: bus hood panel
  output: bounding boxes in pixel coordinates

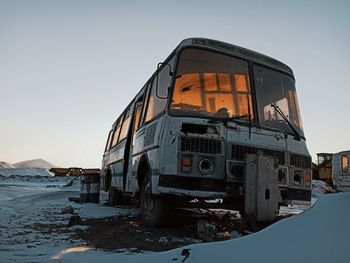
[226,126,287,151]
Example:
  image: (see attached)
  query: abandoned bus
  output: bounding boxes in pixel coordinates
[101,38,311,226]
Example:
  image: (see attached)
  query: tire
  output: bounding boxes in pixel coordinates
[108,187,123,206]
[239,209,245,218]
[140,174,171,226]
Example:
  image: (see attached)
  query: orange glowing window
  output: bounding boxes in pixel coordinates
[235,74,248,92]
[119,114,131,141]
[341,155,349,172]
[288,89,303,129]
[145,95,155,121]
[206,93,235,117]
[171,48,254,119]
[171,72,253,118]
[237,94,253,116]
[172,73,203,111]
[218,73,232,91]
[133,104,142,132]
[204,73,217,91]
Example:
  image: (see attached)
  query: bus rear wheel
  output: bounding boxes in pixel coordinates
[141,174,171,226]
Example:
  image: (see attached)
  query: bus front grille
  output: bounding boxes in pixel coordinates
[180,136,223,155]
[290,154,311,169]
[231,144,285,165]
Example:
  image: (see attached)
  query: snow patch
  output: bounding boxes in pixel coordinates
[58,192,350,263]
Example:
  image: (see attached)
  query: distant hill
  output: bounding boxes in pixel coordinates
[0,162,15,169]
[0,167,53,177]
[13,159,57,169]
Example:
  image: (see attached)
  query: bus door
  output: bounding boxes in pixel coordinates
[124,101,143,192]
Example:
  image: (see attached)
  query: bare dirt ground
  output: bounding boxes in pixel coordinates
[33,205,243,252]
[72,208,243,252]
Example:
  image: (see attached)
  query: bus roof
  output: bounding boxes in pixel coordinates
[175,38,294,76]
[334,150,350,156]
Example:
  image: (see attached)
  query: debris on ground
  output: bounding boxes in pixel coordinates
[68,196,80,203]
[197,220,217,240]
[72,215,202,252]
[62,206,74,214]
[181,248,191,262]
[68,215,83,226]
[312,180,337,198]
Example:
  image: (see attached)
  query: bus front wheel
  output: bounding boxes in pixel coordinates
[140,174,171,226]
[108,187,123,206]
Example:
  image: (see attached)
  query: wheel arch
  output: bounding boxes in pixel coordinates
[137,154,150,191]
[104,166,112,191]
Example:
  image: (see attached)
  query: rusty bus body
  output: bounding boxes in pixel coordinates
[100,38,311,225]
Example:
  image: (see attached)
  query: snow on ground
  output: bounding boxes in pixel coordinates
[0,174,79,188]
[56,192,350,263]
[0,176,139,263]
[0,175,348,263]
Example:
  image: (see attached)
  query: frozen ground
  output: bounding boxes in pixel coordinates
[0,176,349,263]
[0,176,138,263]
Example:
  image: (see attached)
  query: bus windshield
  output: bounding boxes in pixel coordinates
[170,48,253,120]
[254,65,304,137]
[171,47,304,138]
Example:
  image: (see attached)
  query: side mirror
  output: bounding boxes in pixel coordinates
[156,62,172,99]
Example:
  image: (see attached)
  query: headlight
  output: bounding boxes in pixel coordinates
[294,170,303,185]
[198,159,214,175]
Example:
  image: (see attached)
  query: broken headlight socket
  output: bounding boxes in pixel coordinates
[294,170,303,186]
[198,158,214,175]
[181,156,192,172]
[231,164,244,179]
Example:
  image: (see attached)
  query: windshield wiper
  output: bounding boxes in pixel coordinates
[208,114,248,124]
[270,104,301,141]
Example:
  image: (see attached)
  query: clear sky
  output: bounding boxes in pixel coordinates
[1,0,349,167]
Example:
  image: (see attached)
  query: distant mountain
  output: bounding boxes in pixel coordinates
[13,159,57,169]
[0,167,53,177]
[0,162,15,169]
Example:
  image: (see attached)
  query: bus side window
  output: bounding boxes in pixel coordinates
[341,155,349,172]
[110,117,123,148]
[138,82,151,127]
[133,103,142,133]
[119,107,132,142]
[104,130,113,152]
